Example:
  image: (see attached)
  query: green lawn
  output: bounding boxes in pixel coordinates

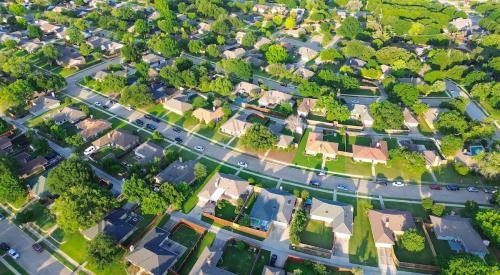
[479,100,500,121]
[247,116,269,125]
[85,249,127,275]
[417,115,434,136]
[325,156,372,177]
[14,202,56,231]
[323,134,372,152]
[280,184,333,201]
[3,256,29,275]
[428,229,455,262]
[215,200,238,221]
[383,201,428,220]
[292,129,323,170]
[394,225,436,265]
[146,103,169,118]
[375,161,434,183]
[0,261,15,275]
[8,196,29,211]
[238,172,278,189]
[197,125,234,144]
[57,232,88,264]
[170,224,201,248]
[252,250,271,275]
[284,259,345,275]
[432,163,483,185]
[217,241,258,275]
[300,220,334,249]
[179,232,216,275]
[349,198,378,266]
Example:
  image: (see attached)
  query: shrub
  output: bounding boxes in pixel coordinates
[454,162,470,176]
[431,203,445,216]
[422,197,433,210]
[401,229,425,252]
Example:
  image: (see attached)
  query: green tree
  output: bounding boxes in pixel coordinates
[422,197,433,210]
[210,77,233,96]
[188,40,204,54]
[99,75,126,95]
[47,157,94,195]
[443,254,499,275]
[206,44,220,58]
[289,209,308,245]
[284,16,296,29]
[194,163,207,181]
[87,234,120,270]
[316,96,350,122]
[320,48,343,62]
[79,43,92,57]
[219,58,252,81]
[435,111,468,135]
[265,44,289,64]
[431,203,445,217]
[65,134,85,148]
[66,27,84,45]
[392,83,419,107]
[454,162,470,176]
[338,17,362,39]
[27,25,43,39]
[134,19,150,35]
[241,32,256,48]
[0,157,25,204]
[440,135,464,157]
[475,209,500,247]
[147,35,179,58]
[401,229,425,252]
[370,101,404,131]
[461,200,479,218]
[155,0,172,18]
[240,124,277,151]
[474,152,500,180]
[119,84,153,108]
[120,44,141,63]
[41,44,60,65]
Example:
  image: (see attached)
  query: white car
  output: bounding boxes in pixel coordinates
[237,161,248,168]
[467,186,479,192]
[392,181,405,187]
[336,184,351,191]
[94,102,102,107]
[84,145,97,156]
[194,145,205,152]
[8,249,19,260]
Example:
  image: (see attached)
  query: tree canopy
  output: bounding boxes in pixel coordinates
[370,101,404,131]
[0,157,25,204]
[400,229,425,252]
[265,44,289,64]
[87,234,120,270]
[47,157,95,195]
[240,124,277,151]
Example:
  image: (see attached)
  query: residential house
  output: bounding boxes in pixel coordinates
[430,215,488,258]
[283,28,305,38]
[21,41,41,53]
[352,140,389,164]
[56,46,85,68]
[94,70,109,81]
[92,129,140,151]
[285,115,306,135]
[87,37,123,55]
[298,47,318,62]
[142,53,165,69]
[192,107,224,124]
[258,90,293,108]
[310,198,353,242]
[296,67,314,79]
[222,48,246,59]
[220,116,252,137]
[305,132,339,159]
[0,32,21,43]
[253,4,270,14]
[76,119,112,141]
[134,141,164,164]
[291,8,306,22]
[276,135,294,149]
[250,188,297,230]
[162,96,193,116]
[450,18,472,31]
[254,37,271,50]
[235,31,246,45]
[37,20,60,34]
[198,22,211,34]
[234,81,261,96]
[423,150,445,168]
[198,173,252,205]
[29,96,61,116]
[16,153,48,179]
[271,5,288,15]
[0,136,12,154]
[368,209,416,248]
[346,58,366,71]
[82,204,139,243]
[423,108,446,131]
[154,160,196,185]
[297,98,318,117]
[50,106,86,125]
[262,266,285,275]
[349,104,373,127]
[403,108,419,129]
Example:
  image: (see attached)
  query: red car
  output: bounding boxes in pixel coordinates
[430,184,442,190]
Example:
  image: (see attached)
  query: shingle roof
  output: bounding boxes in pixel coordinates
[368,209,415,245]
[76,119,112,139]
[310,198,353,235]
[352,141,388,162]
[154,160,196,185]
[198,173,250,202]
[250,189,296,224]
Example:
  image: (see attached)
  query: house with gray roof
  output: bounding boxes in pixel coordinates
[250,189,297,230]
[309,198,353,241]
[154,160,196,185]
[50,106,86,125]
[29,96,60,116]
[82,204,139,243]
[134,141,164,164]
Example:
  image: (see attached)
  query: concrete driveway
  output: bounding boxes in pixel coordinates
[0,219,71,275]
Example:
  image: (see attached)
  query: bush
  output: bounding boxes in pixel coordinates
[454,162,470,176]
[431,203,445,216]
[422,197,433,210]
[401,229,425,252]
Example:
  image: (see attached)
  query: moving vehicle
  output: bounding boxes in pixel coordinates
[8,249,19,260]
[446,184,460,191]
[146,123,157,131]
[194,145,204,152]
[175,137,183,143]
[32,243,43,253]
[392,181,404,187]
[237,161,248,168]
[337,184,351,191]
[429,184,442,190]
[467,186,479,192]
[83,145,96,156]
[135,119,144,126]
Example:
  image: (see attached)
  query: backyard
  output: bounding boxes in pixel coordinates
[179,232,216,275]
[217,240,259,275]
[215,200,238,221]
[284,259,348,275]
[300,220,334,250]
[170,224,201,249]
[393,225,435,265]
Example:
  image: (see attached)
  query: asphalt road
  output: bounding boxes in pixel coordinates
[0,219,71,275]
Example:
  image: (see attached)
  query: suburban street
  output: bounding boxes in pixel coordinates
[62,59,492,205]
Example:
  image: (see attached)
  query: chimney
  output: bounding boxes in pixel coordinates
[385,217,390,228]
[179,157,183,163]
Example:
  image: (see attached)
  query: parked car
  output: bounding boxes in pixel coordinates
[484,187,497,194]
[375,180,388,186]
[194,145,204,152]
[32,243,43,253]
[175,137,183,143]
[173,127,182,133]
[237,161,248,168]
[124,105,134,111]
[0,214,4,221]
[0,243,9,251]
[83,145,96,156]
[337,184,351,191]
[309,179,321,187]
[467,186,479,192]
[144,114,160,122]
[135,119,144,126]
[446,184,460,191]
[429,184,442,190]
[94,101,102,107]
[102,105,109,109]
[8,249,19,260]
[270,254,277,267]
[317,170,326,176]
[392,181,404,187]
[146,123,157,131]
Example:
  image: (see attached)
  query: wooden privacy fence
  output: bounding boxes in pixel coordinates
[202,212,271,239]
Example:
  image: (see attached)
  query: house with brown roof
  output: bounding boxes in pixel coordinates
[310,198,353,243]
[352,140,389,164]
[162,96,193,116]
[305,132,339,159]
[423,150,445,168]
[199,173,252,205]
[285,115,306,135]
[37,20,60,34]
[29,96,61,116]
[298,47,318,62]
[192,107,224,124]
[297,98,318,117]
[258,90,293,108]
[92,129,139,151]
[142,53,165,68]
[0,136,12,154]
[220,116,252,138]
[368,209,416,248]
[50,106,86,125]
[349,104,373,127]
[254,37,271,50]
[154,160,196,185]
[403,108,419,129]
[233,82,261,96]
[424,108,446,131]
[76,119,112,141]
[276,135,294,149]
[222,48,246,59]
[19,156,48,179]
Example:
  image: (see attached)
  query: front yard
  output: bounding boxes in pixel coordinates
[300,220,334,250]
[348,198,379,266]
[14,202,56,232]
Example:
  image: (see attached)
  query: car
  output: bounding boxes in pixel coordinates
[135,119,144,126]
[270,254,277,267]
[280,82,288,87]
[429,184,442,190]
[83,145,96,156]
[392,181,405,187]
[144,114,153,120]
[8,249,19,260]
[0,214,4,221]
[175,137,183,143]
[467,186,479,192]
[150,116,161,123]
[32,243,43,253]
[336,184,351,191]
[309,179,321,186]
[194,145,205,152]
[173,127,182,133]
[146,123,157,131]
[124,105,134,111]
[102,105,109,109]
[484,187,497,194]
[237,161,248,168]
[446,184,460,191]
[94,102,102,107]
[0,243,10,251]
[317,170,326,176]
[375,180,388,186]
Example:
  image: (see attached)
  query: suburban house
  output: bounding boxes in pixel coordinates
[37,20,60,34]
[254,37,271,50]
[18,155,48,179]
[198,173,252,205]
[198,22,211,34]
[235,31,246,45]
[50,106,86,125]
[154,160,196,185]
[92,129,140,151]
[75,119,112,141]
[285,115,306,135]
[298,47,318,62]
[258,90,293,108]
[450,18,472,31]
[0,136,13,155]
[403,108,419,129]
[29,96,61,116]
[352,140,389,164]
[349,104,373,127]
[423,150,445,168]
[222,48,246,59]
[126,227,185,275]
[283,28,305,38]
[56,46,86,68]
[87,37,123,55]
[192,107,224,124]
[424,108,446,130]
[296,67,315,79]
[253,4,270,14]
[220,116,252,137]
[429,215,489,258]
[297,98,318,117]
[82,203,139,243]
[305,132,339,159]
[262,266,285,275]
[310,198,353,247]
[250,189,297,230]
[134,141,164,164]
[162,96,193,116]
[21,41,42,54]
[368,209,416,248]
[233,81,261,96]
[142,53,166,69]
[94,70,109,81]
[276,135,294,149]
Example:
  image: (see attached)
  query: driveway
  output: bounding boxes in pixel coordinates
[333,236,349,258]
[0,219,71,275]
[263,223,290,251]
[377,247,397,275]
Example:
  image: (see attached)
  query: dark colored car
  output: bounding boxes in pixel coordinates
[175,137,183,143]
[135,119,144,126]
[32,243,43,253]
[446,184,460,191]
[375,180,388,186]
[484,187,497,194]
[146,123,157,131]
[0,242,9,252]
[429,184,442,190]
[144,114,161,122]
[280,82,288,87]
[173,127,182,133]
[309,179,321,186]
[270,254,277,267]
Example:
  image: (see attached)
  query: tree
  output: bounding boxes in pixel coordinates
[370,101,404,131]
[461,200,479,218]
[431,203,445,216]
[66,27,84,45]
[443,254,498,275]
[41,44,60,65]
[454,162,470,176]
[435,111,468,135]
[194,163,207,181]
[289,209,308,245]
[440,135,464,157]
[338,17,362,39]
[240,124,277,151]
[475,209,500,247]
[0,157,25,204]
[79,43,92,57]
[284,16,296,29]
[313,263,327,274]
[27,25,43,39]
[147,35,179,58]
[219,59,252,81]
[210,77,233,96]
[134,19,150,35]
[99,75,126,95]
[119,84,153,108]
[474,152,499,180]
[241,32,256,48]
[265,44,289,64]
[87,234,120,270]
[155,0,172,18]
[441,96,469,114]
[401,229,425,252]
[120,44,141,63]
[297,81,326,97]
[300,190,309,200]
[206,44,219,58]
[47,157,94,195]
[392,83,419,107]
[316,96,350,122]
[65,134,85,148]
[320,48,343,62]
[422,197,433,210]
